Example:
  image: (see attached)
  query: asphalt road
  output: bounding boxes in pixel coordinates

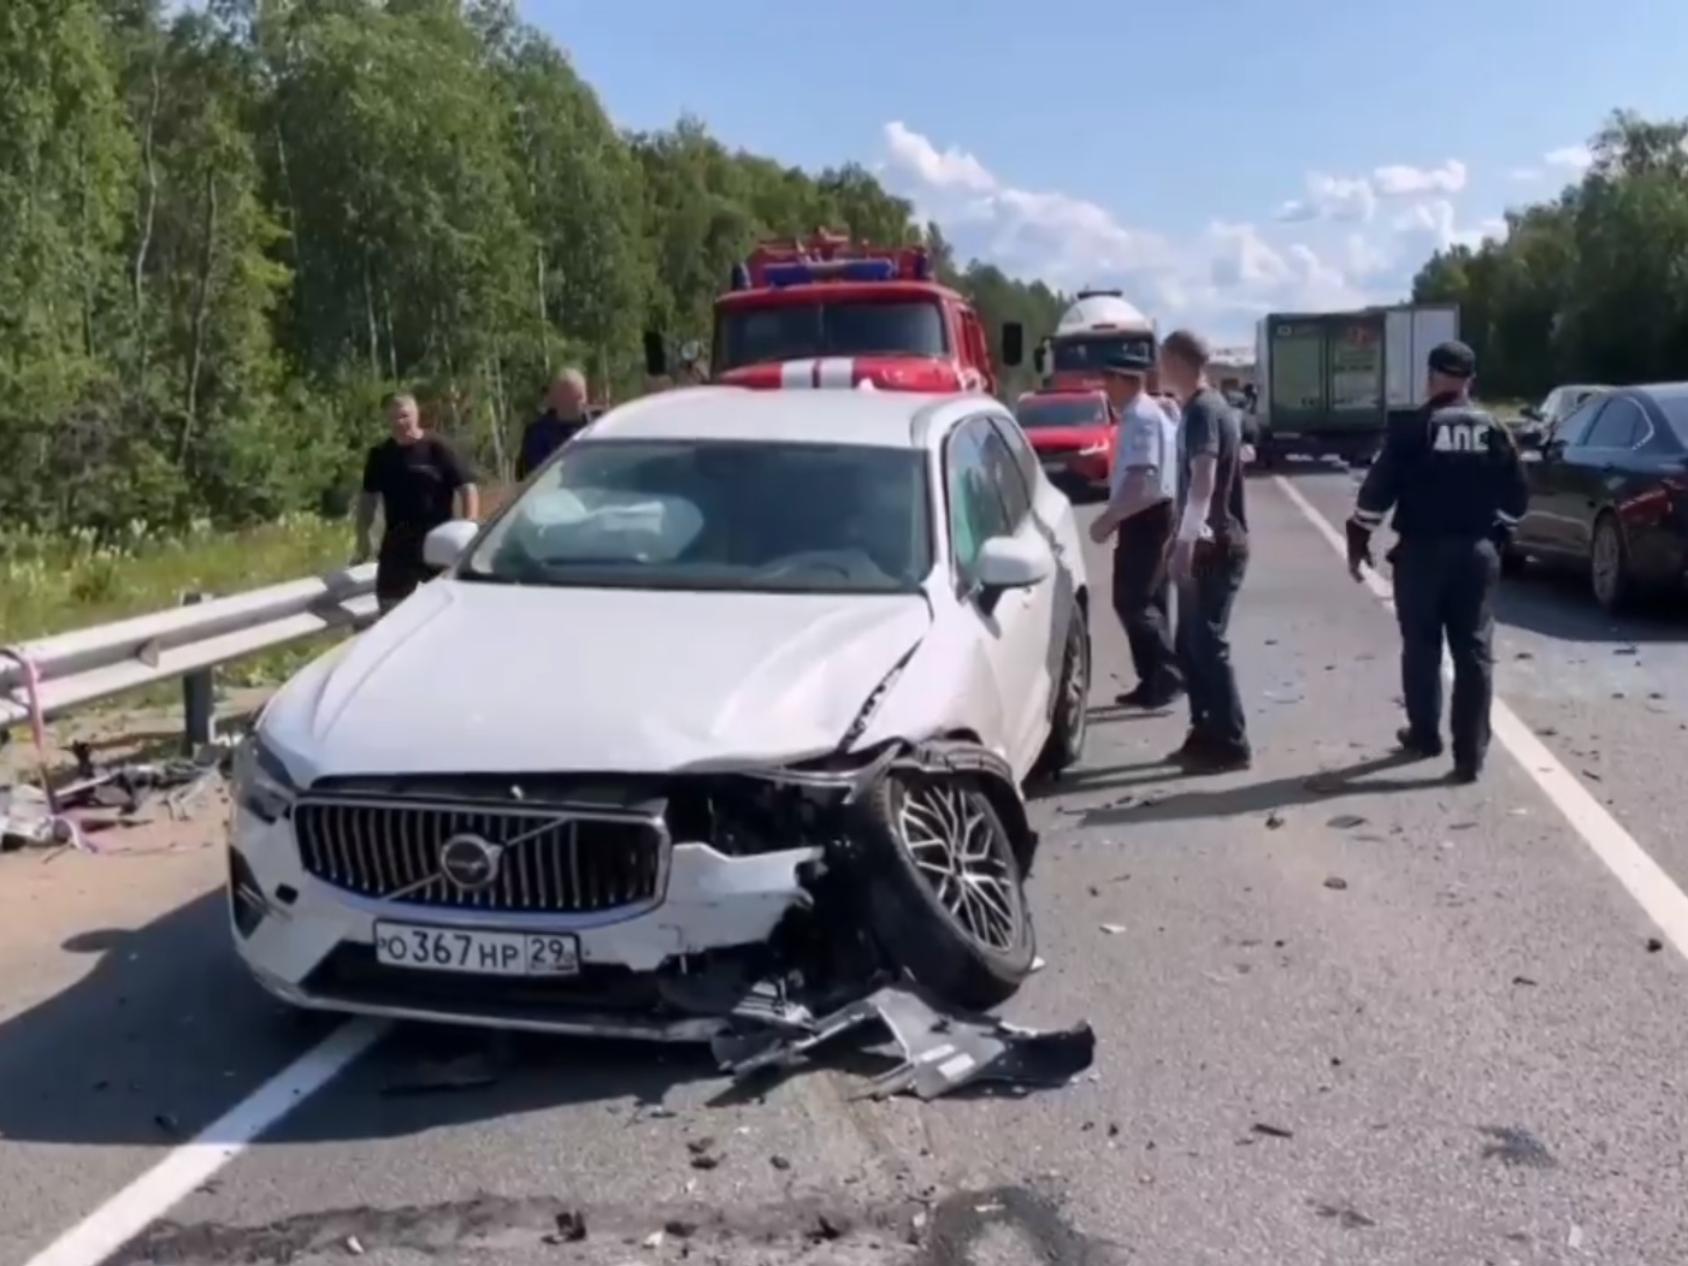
[6,466,1688,1266]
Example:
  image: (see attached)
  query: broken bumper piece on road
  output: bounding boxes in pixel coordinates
[712,982,1097,1100]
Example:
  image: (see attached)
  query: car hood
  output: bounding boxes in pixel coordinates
[262,579,932,781]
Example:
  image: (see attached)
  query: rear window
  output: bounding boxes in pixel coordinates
[1015,397,1106,429]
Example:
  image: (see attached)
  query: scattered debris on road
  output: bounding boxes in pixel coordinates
[380,1050,501,1096]
[1251,1122,1294,1140]
[1265,811,1285,830]
[1326,814,1368,830]
[1100,922,1126,935]
[550,1210,588,1243]
[1512,975,1539,988]
[1646,937,1664,953]
[1313,1202,1376,1229]
[1,743,231,852]
[713,982,1094,1101]
[1479,1125,1557,1169]
[1323,876,1349,891]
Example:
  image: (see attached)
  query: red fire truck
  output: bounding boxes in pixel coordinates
[644,231,1020,394]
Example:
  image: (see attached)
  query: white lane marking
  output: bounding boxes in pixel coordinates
[24,1018,387,1266]
[779,360,815,389]
[1273,474,1688,959]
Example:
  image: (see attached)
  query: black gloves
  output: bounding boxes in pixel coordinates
[1345,517,1374,577]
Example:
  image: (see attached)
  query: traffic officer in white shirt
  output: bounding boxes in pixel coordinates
[1088,346,1184,707]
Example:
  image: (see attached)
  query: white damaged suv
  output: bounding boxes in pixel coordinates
[229,387,1090,1040]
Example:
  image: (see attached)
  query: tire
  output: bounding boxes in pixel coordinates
[1590,512,1634,613]
[854,772,1036,1009]
[1036,602,1090,776]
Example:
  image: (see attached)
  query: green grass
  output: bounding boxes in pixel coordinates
[0,513,355,695]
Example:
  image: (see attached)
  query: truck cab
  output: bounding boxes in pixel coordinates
[647,231,1017,395]
[1033,290,1160,394]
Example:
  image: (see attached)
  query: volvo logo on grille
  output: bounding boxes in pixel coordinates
[439,834,502,891]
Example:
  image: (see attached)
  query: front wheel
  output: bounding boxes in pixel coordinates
[855,773,1036,1009]
[1590,513,1634,613]
[1036,602,1090,777]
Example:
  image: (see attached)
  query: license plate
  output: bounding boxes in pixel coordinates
[373,921,581,978]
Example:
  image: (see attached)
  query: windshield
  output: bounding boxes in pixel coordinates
[1015,397,1107,429]
[715,300,947,370]
[464,439,932,594]
[1051,333,1156,376]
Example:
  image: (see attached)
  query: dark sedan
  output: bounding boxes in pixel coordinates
[1508,383,1688,612]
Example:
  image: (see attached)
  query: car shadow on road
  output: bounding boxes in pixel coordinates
[0,888,735,1150]
[1497,566,1687,644]
[1074,751,1451,828]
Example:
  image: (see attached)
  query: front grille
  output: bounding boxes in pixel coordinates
[293,798,665,914]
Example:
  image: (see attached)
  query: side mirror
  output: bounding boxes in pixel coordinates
[1001,322,1024,368]
[643,331,668,377]
[422,519,480,570]
[974,534,1052,592]
[1032,341,1049,378]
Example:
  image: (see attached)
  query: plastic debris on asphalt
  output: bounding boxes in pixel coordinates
[711,981,1095,1101]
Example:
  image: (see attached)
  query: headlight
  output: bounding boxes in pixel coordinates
[234,734,298,823]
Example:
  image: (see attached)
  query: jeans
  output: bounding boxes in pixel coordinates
[1391,535,1498,770]
[375,544,440,613]
[1111,501,1180,698]
[1176,540,1249,751]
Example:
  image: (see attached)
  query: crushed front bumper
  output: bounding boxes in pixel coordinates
[229,804,822,1041]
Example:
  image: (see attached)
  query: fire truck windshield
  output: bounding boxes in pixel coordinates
[715,299,946,370]
[1051,333,1156,375]
[1015,397,1107,429]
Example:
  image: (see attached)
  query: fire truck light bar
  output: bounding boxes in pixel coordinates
[763,258,898,287]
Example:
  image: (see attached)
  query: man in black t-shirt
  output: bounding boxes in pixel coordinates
[1162,329,1251,772]
[354,392,479,612]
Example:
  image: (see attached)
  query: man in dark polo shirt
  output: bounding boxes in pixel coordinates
[354,392,479,613]
[1161,328,1251,772]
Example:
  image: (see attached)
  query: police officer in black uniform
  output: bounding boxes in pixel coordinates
[1345,340,1528,783]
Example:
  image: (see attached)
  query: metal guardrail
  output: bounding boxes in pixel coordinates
[0,564,380,732]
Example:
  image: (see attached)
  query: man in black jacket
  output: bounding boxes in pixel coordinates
[1346,341,1529,783]
[516,368,590,480]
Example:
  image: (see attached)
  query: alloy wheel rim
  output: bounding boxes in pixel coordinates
[896,782,1022,953]
[1064,626,1089,746]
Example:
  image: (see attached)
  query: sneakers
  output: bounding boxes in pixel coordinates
[1395,726,1445,759]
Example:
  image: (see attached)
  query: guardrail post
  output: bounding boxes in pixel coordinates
[181,592,216,753]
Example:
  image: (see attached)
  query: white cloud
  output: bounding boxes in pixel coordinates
[1545,143,1594,171]
[880,121,1172,296]
[1508,166,1543,182]
[1372,159,1467,196]
[882,121,997,195]
[1275,171,1377,224]
[877,123,1484,340]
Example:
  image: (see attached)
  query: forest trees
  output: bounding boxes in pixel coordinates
[1,0,1069,535]
[1413,111,1688,400]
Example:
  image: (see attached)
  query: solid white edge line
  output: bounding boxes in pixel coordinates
[1272,473,1688,959]
[23,1018,388,1266]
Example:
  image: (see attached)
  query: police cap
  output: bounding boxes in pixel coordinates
[1428,340,1476,379]
[1100,345,1154,377]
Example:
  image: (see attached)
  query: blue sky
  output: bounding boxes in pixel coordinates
[526,0,1686,342]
